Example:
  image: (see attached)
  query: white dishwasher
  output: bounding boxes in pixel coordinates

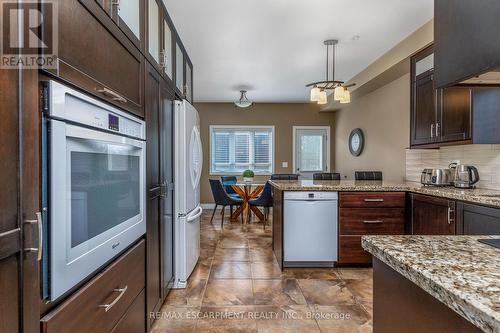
[283,191,338,267]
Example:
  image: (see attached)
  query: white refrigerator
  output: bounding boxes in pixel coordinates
[174,100,203,288]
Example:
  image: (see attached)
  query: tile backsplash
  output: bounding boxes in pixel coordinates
[405,145,500,190]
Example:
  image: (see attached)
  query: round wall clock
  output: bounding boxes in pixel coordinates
[349,128,364,156]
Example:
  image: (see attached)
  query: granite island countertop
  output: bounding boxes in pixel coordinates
[268,180,500,208]
[362,235,500,333]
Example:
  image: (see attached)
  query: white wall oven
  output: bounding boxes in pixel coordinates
[41,80,146,301]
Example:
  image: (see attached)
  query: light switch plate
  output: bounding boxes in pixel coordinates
[282,162,288,168]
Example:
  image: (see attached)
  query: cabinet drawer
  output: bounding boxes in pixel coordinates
[53,0,144,117]
[339,208,405,235]
[340,192,405,208]
[41,240,145,333]
[338,236,372,264]
[111,289,146,333]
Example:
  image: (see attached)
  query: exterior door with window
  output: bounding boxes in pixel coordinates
[294,127,330,179]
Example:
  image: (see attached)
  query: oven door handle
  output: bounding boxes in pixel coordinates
[65,124,144,148]
[187,206,203,222]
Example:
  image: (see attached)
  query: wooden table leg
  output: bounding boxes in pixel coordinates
[250,205,265,221]
[231,206,243,220]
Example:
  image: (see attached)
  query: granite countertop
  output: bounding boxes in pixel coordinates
[362,235,500,333]
[268,180,500,207]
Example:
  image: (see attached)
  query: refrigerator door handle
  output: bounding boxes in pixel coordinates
[186,205,203,222]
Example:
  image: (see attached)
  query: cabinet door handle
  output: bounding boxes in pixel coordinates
[99,286,128,312]
[436,122,440,137]
[364,198,384,202]
[160,50,168,69]
[447,207,455,225]
[96,88,127,104]
[363,220,384,224]
[24,212,42,261]
[431,123,435,138]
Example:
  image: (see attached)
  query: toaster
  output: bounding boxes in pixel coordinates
[421,168,454,186]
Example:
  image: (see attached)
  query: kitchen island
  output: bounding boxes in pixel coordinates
[269,180,500,269]
[362,235,500,333]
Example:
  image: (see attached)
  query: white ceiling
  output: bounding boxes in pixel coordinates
[164,0,433,103]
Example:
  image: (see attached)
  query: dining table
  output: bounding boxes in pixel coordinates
[230,182,266,224]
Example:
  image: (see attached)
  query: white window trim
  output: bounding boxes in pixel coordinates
[209,125,275,175]
[292,126,331,174]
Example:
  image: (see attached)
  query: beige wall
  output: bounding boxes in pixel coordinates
[332,73,410,181]
[327,20,434,181]
[195,103,336,203]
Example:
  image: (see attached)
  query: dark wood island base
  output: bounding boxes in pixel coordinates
[372,258,482,333]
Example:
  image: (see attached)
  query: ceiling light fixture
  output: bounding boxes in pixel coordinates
[306,39,355,105]
[234,90,253,108]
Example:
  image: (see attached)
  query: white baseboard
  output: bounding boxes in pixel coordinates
[201,203,216,209]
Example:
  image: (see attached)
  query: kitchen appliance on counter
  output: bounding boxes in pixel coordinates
[41,80,146,301]
[420,168,454,186]
[283,192,338,267]
[453,165,480,189]
[174,100,203,288]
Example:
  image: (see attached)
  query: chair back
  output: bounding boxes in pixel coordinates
[250,182,273,207]
[209,179,233,206]
[270,174,299,181]
[221,176,237,194]
[313,173,341,181]
[355,171,383,181]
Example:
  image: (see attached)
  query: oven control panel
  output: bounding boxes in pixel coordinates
[46,80,145,140]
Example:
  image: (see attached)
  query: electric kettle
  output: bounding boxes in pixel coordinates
[453,165,480,188]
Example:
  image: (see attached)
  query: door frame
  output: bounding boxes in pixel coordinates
[292,126,331,176]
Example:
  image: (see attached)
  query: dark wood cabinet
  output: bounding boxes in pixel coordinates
[49,0,145,117]
[272,188,284,269]
[111,0,145,52]
[410,45,473,147]
[411,194,456,235]
[41,240,146,333]
[434,0,500,89]
[472,87,500,144]
[338,192,406,265]
[439,87,472,142]
[456,202,500,235]
[145,63,176,329]
[110,290,146,333]
[145,64,162,328]
[411,72,436,146]
[0,61,40,332]
[1,0,193,330]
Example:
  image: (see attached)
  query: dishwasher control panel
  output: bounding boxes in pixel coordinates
[284,191,338,200]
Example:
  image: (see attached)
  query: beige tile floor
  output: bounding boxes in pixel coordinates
[150,209,373,333]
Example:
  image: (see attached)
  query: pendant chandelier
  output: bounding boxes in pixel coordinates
[234,90,253,108]
[306,39,355,105]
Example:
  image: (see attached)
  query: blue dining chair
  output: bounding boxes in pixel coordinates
[209,179,244,229]
[221,176,239,216]
[248,182,273,229]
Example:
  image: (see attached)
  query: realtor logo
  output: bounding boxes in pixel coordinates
[1,0,58,69]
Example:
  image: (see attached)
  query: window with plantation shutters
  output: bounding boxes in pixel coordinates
[210,126,274,174]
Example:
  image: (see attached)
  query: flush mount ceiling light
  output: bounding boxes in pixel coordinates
[234,90,253,108]
[307,39,355,105]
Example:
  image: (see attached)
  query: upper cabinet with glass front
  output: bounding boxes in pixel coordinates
[185,60,193,103]
[145,0,194,102]
[162,14,174,83]
[147,0,162,68]
[175,42,184,94]
[112,0,144,50]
